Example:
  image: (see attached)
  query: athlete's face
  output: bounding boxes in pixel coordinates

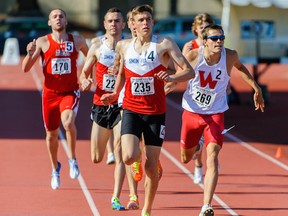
[133,12,154,37]
[204,29,224,53]
[48,9,67,31]
[196,21,210,39]
[104,12,125,36]
[127,13,137,37]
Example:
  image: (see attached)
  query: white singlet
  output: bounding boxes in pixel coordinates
[182,46,230,114]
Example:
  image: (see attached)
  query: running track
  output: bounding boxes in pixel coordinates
[0,59,288,215]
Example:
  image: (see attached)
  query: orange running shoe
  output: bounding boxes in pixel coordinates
[131,161,143,182]
[127,194,140,210]
[158,160,163,181]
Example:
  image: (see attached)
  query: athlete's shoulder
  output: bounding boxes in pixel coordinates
[90,35,104,45]
[116,38,133,53]
[119,37,133,46]
[225,47,238,61]
[71,33,85,42]
[35,34,49,49]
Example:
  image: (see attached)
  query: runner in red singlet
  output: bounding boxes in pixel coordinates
[22,8,88,190]
[101,5,194,216]
[79,7,128,211]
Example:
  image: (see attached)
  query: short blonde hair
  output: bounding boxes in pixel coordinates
[132,4,153,18]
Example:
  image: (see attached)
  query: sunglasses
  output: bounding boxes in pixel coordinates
[206,35,225,41]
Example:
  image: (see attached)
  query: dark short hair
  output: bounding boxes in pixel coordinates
[49,8,66,19]
[202,24,224,39]
[104,7,123,20]
[107,7,122,14]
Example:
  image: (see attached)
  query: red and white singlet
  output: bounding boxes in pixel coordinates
[93,36,117,105]
[182,46,230,114]
[122,35,167,115]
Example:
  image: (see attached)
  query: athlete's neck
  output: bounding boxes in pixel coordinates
[104,33,123,50]
[51,31,68,43]
[136,34,152,46]
[204,50,221,65]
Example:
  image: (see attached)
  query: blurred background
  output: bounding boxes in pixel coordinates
[0,0,288,59]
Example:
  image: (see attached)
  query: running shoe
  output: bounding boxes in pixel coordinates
[111,196,125,210]
[158,160,163,181]
[106,152,115,165]
[51,161,61,190]
[69,158,80,179]
[194,166,203,184]
[192,136,204,160]
[127,194,140,210]
[131,161,143,182]
[143,213,150,216]
[199,204,214,216]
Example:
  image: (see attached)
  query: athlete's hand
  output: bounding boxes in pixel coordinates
[26,39,36,56]
[107,65,118,75]
[253,91,265,112]
[101,93,118,105]
[81,78,93,91]
[164,82,178,95]
[155,70,171,82]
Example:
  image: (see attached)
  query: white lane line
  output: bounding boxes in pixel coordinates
[59,134,100,216]
[225,133,288,171]
[30,67,100,216]
[161,148,239,216]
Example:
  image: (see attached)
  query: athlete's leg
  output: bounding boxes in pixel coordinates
[122,134,141,165]
[61,109,77,159]
[90,122,111,163]
[106,134,115,164]
[46,129,59,170]
[111,122,126,199]
[203,142,221,205]
[141,145,161,216]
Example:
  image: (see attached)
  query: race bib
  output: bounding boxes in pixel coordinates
[51,58,71,75]
[192,86,216,108]
[102,74,116,92]
[64,41,73,52]
[131,77,155,96]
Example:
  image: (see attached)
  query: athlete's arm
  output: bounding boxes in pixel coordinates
[22,37,43,73]
[100,41,127,105]
[75,35,89,57]
[79,43,98,91]
[228,48,264,112]
[156,37,195,83]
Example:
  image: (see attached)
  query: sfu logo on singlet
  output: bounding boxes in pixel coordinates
[198,70,219,89]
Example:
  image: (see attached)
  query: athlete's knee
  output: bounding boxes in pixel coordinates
[46,131,58,142]
[123,155,135,165]
[62,120,75,131]
[123,150,141,165]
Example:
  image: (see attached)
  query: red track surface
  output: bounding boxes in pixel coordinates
[1,59,288,215]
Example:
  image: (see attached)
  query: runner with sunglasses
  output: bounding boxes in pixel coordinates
[182,13,215,185]
[156,24,264,216]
